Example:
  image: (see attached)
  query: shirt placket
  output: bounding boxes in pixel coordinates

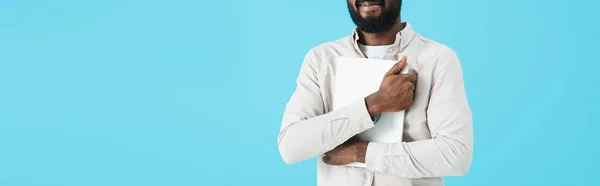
[383,46,398,61]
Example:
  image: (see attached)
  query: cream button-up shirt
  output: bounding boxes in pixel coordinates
[278,22,473,186]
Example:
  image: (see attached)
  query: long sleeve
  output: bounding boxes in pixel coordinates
[278,50,376,165]
[364,50,473,178]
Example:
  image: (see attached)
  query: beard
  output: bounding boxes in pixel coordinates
[347,0,401,34]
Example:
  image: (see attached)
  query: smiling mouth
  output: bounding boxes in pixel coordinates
[357,1,383,7]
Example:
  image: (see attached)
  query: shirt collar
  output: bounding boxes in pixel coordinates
[351,22,415,52]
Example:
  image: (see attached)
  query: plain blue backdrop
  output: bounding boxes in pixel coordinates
[1,0,599,186]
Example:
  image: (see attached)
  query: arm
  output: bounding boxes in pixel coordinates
[278,50,376,164]
[364,50,473,178]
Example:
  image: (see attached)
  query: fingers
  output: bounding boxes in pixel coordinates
[404,72,418,84]
[322,155,330,164]
[322,155,342,165]
[323,155,334,165]
[406,82,415,91]
[385,56,407,76]
[323,144,349,165]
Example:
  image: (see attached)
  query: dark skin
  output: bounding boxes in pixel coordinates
[323,0,417,166]
[353,0,405,46]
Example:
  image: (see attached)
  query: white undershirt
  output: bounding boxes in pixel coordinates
[358,44,393,60]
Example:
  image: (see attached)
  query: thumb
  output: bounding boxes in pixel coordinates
[385,56,407,76]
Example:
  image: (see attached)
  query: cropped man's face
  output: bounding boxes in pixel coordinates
[347,0,402,34]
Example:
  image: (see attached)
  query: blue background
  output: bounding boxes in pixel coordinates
[1,0,599,185]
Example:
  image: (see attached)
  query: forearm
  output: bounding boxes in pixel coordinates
[361,49,474,178]
[278,99,375,164]
[364,99,473,178]
[365,135,472,178]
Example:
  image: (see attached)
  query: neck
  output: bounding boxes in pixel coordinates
[358,19,405,46]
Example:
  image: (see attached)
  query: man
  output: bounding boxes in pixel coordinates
[277,0,473,185]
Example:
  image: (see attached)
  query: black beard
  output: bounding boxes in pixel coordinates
[347,0,401,34]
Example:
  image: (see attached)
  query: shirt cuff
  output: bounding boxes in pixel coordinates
[365,142,411,175]
[344,98,376,134]
[365,142,386,172]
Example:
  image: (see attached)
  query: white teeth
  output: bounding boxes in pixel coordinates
[360,2,380,6]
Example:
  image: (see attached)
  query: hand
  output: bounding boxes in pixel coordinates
[322,137,368,166]
[365,56,417,117]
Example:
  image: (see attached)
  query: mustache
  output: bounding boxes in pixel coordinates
[355,0,384,6]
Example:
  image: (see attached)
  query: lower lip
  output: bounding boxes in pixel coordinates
[359,5,382,11]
